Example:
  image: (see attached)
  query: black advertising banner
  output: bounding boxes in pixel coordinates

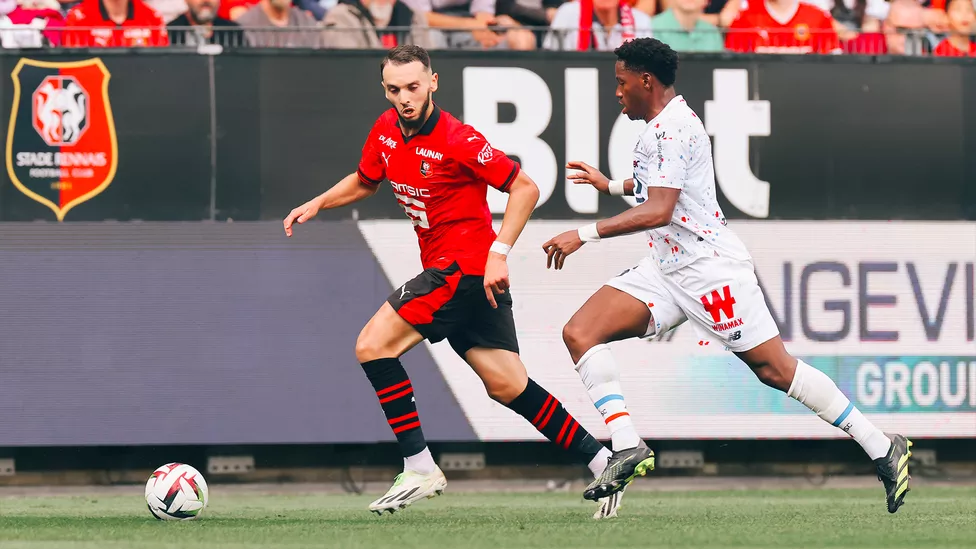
[0,51,974,222]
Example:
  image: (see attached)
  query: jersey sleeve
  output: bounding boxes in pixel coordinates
[453,127,520,192]
[356,121,387,187]
[640,127,689,191]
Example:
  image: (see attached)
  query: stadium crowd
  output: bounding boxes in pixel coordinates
[0,0,972,55]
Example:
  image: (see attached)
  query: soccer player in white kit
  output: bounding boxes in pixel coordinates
[542,38,915,514]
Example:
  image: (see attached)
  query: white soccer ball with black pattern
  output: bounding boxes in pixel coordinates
[145,463,209,520]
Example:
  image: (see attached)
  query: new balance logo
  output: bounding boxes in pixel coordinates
[729,330,742,342]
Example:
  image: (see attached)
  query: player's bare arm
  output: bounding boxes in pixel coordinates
[484,170,540,308]
[282,172,379,237]
[543,186,680,270]
[566,161,635,196]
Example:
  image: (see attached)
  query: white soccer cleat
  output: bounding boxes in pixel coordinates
[368,467,447,515]
[593,488,624,519]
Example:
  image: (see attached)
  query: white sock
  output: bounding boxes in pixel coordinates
[575,344,642,451]
[403,447,436,474]
[588,447,613,478]
[788,360,892,460]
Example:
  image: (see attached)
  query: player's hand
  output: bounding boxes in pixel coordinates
[483,252,510,309]
[567,161,610,194]
[283,197,323,237]
[543,230,584,270]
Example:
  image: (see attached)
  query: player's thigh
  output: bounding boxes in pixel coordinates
[355,302,425,362]
[667,256,780,353]
[563,260,686,362]
[447,279,520,359]
[361,263,466,361]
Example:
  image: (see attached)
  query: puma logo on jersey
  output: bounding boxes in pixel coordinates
[416,148,443,161]
[400,285,410,299]
[466,136,480,142]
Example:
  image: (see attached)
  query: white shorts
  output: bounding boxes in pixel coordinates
[606,255,780,352]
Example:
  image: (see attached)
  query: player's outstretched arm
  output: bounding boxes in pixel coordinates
[588,186,680,238]
[283,172,379,237]
[543,186,680,270]
[566,161,635,196]
[483,170,540,308]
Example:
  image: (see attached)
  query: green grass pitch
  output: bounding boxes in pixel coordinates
[2,487,974,549]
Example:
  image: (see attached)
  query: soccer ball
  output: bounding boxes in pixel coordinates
[145,463,209,520]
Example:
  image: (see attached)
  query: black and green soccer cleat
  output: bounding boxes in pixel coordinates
[874,433,913,514]
[583,441,655,501]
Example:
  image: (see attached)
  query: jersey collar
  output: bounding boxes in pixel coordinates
[397,104,441,143]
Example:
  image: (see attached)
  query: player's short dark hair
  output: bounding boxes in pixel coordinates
[380,45,431,76]
[614,38,679,87]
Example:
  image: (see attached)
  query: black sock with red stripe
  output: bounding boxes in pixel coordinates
[506,378,604,460]
[361,358,427,458]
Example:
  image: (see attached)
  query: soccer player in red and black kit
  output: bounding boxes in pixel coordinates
[283,45,620,518]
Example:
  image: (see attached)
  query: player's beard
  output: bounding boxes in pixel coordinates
[398,92,432,132]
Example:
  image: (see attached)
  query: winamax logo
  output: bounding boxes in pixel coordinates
[462,68,770,218]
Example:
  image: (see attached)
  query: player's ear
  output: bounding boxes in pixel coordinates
[642,72,654,91]
[429,72,439,93]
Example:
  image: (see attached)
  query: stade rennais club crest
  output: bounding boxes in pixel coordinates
[5,58,118,221]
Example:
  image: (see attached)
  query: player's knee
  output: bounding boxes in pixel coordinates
[355,331,385,363]
[751,358,794,392]
[562,322,596,363]
[484,377,523,405]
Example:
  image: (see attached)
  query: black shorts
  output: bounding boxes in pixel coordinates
[387,262,520,358]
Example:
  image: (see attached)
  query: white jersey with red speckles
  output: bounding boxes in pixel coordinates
[632,95,752,274]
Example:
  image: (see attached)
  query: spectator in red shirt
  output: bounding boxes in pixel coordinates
[933,0,976,56]
[726,0,841,54]
[63,0,169,47]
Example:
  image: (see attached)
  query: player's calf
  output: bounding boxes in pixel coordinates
[356,304,436,478]
[736,337,894,462]
[505,378,612,477]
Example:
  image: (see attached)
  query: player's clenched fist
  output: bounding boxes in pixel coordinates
[543,230,584,271]
[283,197,324,237]
[566,161,610,194]
[483,253,510,309]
